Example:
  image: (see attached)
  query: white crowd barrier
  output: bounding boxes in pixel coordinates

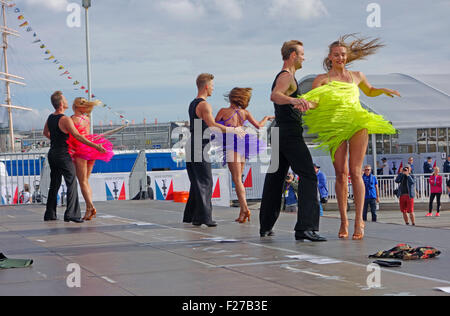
[2,152,449,206]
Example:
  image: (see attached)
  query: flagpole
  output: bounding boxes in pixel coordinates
[2,3,14,151]
[82,0,93,133]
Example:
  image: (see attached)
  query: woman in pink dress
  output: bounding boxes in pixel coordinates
[68,98,114,221]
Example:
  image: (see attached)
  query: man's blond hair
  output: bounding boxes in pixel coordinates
[281,40,303,61]
[196,73,214,90]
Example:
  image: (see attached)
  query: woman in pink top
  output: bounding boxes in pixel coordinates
[427,167,443,217]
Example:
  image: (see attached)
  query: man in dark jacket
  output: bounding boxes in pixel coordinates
[395,165,416,226]
[423,157,434,174]
[443,155,450,173]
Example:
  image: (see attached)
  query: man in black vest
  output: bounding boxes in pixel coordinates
[43,91,105,223]
[259,41,326,242]
[183,74,244,227]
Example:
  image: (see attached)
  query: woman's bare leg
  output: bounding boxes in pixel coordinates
[348,129,369,239]
[333,142,349,238]
[74,158,94,218]
[227,153,250,222]
[87,160,96,216]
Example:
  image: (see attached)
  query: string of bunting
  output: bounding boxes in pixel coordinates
[7,2,130,124]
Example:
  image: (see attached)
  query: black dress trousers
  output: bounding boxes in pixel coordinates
[44,150,81,220]
[260,126,320,233]
[183,162,214,224]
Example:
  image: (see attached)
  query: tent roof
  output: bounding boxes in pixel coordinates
[298,73,450,129]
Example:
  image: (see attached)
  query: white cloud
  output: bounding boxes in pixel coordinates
[13,109,52,131]
[268,0,328,20]
[25,0,70,12]
[212,0,243,20]
[157,0,206,21]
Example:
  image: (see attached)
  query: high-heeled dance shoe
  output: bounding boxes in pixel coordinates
[338,221,349,239]
[82,208,96,221]
[235,211,251,224]
[352,222,365,240]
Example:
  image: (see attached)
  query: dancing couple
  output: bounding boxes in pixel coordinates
[43,91,119,223]
[260,35,399,241]
[183,74,273,227]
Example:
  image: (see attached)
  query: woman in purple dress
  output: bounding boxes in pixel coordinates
[214,88,274,223]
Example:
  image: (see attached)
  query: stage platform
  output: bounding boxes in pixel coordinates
[0,200,449,296]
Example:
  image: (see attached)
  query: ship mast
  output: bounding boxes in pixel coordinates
[0,0,31,152]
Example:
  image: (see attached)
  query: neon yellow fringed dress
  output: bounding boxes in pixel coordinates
[299,76,396,162]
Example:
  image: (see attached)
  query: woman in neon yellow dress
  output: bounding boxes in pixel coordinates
[300,35,400,240]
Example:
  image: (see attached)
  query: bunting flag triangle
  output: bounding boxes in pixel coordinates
[19,21,28,27]
[398,162,403,174]
[45,55,55,60]
[212,178,221,198]
[433,160,437,168]
[18,15,24,20]
[166,180,174,201]
[105,183,114,201]
[40,44,45,49]
[32,39,41,43]
[155,181,164,200]
[119,182,126,200]
[13,187,18,205]
[243,168,253,188]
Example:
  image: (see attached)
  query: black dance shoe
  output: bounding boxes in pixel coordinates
[295,231,327,242]
[64,218,84,224]
[260,230,275,237]
[193,222,217,227]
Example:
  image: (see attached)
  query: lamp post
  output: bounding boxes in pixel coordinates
[82,0,93,132]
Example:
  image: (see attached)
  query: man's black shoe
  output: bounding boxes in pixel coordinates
[44,217,58,222]
[193,222,217,227]
[260,230,275,237]
[295,231,327,242]
[64,218,84,224]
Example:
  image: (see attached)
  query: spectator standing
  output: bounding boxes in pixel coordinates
[314,164,328,216]
[395,165,416,226]
[423,157,434,174]
[408,157,415,174]
[443,155,450,173]
[427,167,443,217]
[381,158,391,175]
[447,178,450,198]
[362,165,379,222]
[281,171,298,213]
[19,184,32,204]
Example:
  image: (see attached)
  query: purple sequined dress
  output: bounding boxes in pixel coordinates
[212,110,267,165]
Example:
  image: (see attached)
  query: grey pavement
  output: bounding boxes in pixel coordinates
[0,200,449,296]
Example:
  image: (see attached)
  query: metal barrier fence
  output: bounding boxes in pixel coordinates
[0,152,47,205]
[2,151,449,206]
[326,174,450,203]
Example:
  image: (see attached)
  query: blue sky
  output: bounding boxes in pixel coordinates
[0,0,449,130]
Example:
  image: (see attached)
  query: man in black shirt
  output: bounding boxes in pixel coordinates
[183,74,244,227]
[259,41,326,242]
[43,91,105,223]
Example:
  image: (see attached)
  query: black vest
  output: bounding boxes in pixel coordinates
[187,98,210,162]
[272,70,302,126]
[47,114,69,154]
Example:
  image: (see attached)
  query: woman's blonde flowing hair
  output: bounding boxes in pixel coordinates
[73,97,102,115]
[323,33,385,71]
